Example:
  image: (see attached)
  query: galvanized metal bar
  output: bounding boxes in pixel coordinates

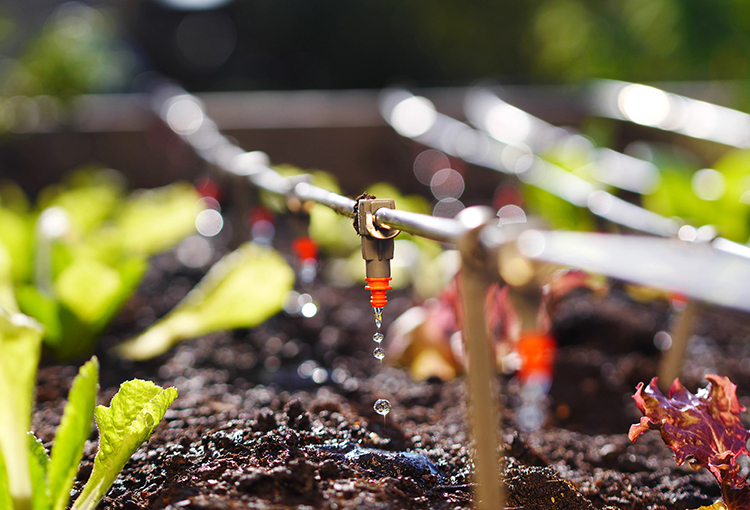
[374,207,466,244]
[293,182,357,217]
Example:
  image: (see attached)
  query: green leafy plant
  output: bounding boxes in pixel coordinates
[116,241,295,360]
[0,306,177,510]
[0,169,202,361]
[643,147,750,243]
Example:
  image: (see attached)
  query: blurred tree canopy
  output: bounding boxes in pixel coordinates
[131,0,750,91]
[1,0,750,92]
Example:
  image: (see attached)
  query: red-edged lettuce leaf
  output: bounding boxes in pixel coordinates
[629,375,750,507]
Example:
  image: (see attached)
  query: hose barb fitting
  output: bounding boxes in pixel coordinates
[355,195,400,308]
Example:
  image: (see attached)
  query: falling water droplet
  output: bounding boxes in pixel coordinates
[373,332,384,343]
[373,307,383,329]
[373,347,385,360]
[374,398,391,416]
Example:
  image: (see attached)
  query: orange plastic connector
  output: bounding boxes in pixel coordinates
[516,332,556,382]
[292,237,318,262]
[365,277,392,308]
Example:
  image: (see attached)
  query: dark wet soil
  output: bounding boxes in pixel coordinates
[31,242,750,510]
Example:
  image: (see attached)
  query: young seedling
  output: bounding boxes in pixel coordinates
[0,307,178,510]
[629,375,750,510]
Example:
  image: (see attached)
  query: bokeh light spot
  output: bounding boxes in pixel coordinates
[617,84,671,127]
[433,198,465,218]
[166,97,204,135]
[486,103,531,144]
[195,209,224,236]
[390,96,437,138]
[430,168,465,200]
[413,149,450,185]
[691,168,726,201]
[177,235,214,268]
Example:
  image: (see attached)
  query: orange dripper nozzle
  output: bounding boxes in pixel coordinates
[516,331,556,382]
[365,277,392,308]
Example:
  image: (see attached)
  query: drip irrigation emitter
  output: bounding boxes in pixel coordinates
[496,230,556,431]
[354,196,400,312]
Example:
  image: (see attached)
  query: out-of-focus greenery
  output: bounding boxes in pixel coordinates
[643,146,750,242]
[0,168,201,361]
[0,3,133,134]
[4,0,748,93]
[133,0,750,90]
[1,4,132,100]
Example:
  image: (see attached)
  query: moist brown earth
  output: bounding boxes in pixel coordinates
[31,244,750,510]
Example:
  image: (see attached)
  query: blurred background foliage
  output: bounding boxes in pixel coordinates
[0,0,750,96]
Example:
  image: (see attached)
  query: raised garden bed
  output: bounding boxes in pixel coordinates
[30,233,750,510]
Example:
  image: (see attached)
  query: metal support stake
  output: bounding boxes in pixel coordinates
[456,207,503,510]
[657,233,709,392]
[658,299,700,392]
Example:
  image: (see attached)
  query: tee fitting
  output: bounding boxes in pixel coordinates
[355,197,400,308]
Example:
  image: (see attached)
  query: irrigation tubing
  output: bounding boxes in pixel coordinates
[379,88,750,259]
[152,84,750,314]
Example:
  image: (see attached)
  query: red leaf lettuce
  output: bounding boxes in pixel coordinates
[629,375,750,510]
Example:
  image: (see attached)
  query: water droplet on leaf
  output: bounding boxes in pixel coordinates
[374,398,391,416]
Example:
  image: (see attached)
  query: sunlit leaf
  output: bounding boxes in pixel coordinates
[28,432,51,510]
[71,381,177,510]
[630,376,750,510]
[0,207,33,282]
[37,169,124,236]
[54,259,122,324]
[0,244,18,312]
[114,182,200,255]
[0,450,11,510]
[0,308,44,510]
[48,357,99,510]
[117,242,294,360]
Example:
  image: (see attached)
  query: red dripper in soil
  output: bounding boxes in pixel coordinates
[516,331,556,382]
[365,277,392,309]
[293,237,319,283]
[293,237,318,263]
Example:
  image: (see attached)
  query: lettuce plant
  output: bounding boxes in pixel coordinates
[629,375,750,510]
[116,242,294,360]
[0,170,201,361]
[0,307,178,510]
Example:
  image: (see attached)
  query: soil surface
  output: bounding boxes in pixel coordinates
[31,235,750,510]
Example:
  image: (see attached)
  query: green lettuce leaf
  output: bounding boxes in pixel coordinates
[0,449,11,510]
[114,182,200,255]
[116,242,294,360]
[71,380,177,510]
[28,433,50,510]
[0,307,44,510]
[0,207,32,282]
[37,169,124,236]
[48,357,99,510]
[0,243,18,313]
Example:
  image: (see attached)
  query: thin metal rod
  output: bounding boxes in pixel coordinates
[374,207,466,244]
[658,300,700,391]
[457,214,503,510]
[293,182,356,217]
[518,230,750,314]
[590,79,750,149]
